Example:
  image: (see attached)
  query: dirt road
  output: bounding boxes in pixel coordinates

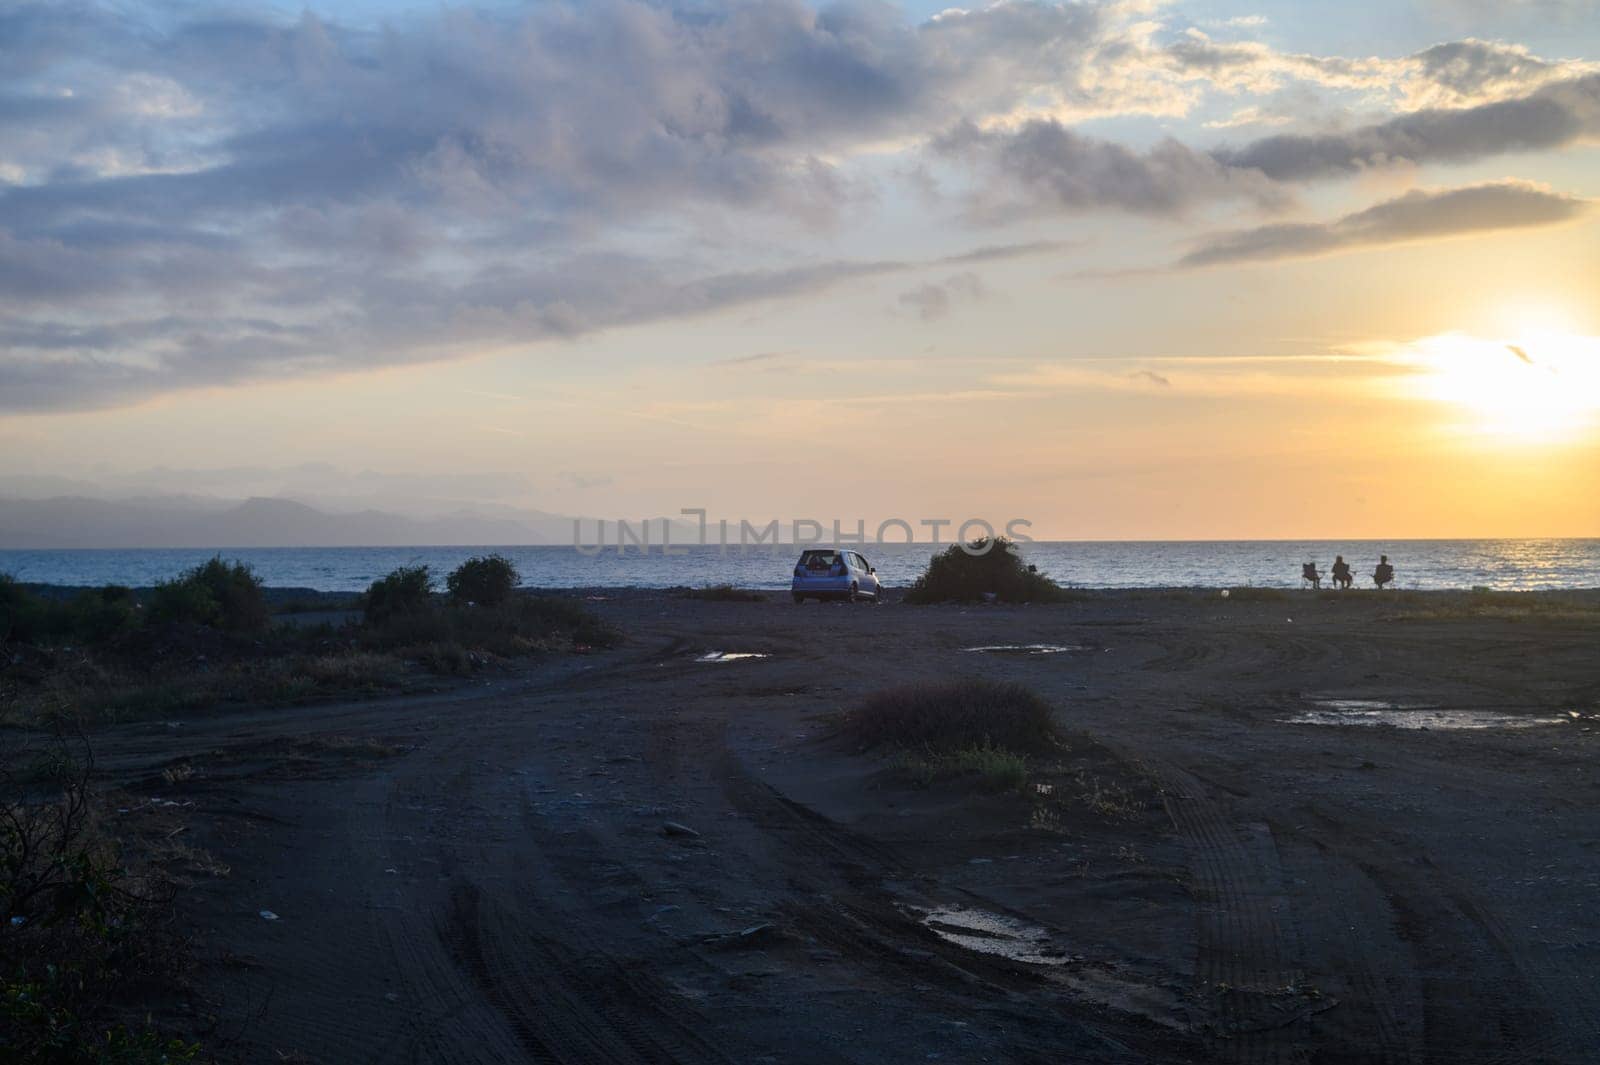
[93,591,1600,1063]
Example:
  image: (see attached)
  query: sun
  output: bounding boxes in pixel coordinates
[1405,331,1600,441]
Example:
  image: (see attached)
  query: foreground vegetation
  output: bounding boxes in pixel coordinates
[0,555,618,726]
[0,556,621,1060]
[1,733,201,1064]
[846,679,1063,791]
[845,680,1154,826]
[904,539,1073,604]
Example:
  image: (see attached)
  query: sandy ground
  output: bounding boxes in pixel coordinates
[88,590,1600,1064]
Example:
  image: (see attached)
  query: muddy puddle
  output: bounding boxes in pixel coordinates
[1284,698,1567,730]
[910,905,1070,966]
[962,644,1078,655]
[695,651,770,662]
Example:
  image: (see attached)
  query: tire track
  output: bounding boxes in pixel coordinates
[1274,837,1424,1065]
[442,880,732,1065]
[1145,759,1317,1065]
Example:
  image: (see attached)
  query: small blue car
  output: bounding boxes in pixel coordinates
[791,548,883,604]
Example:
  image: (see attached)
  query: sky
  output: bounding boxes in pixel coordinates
[1,0,1598,540]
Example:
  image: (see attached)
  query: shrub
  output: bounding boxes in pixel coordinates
[148,558,267,633]
[847,679,1061,755]
[446,555,519,606]
[364,566,434,623]
[895,743,1030,792]
[1,733,201,1063]
[903,538,1068,604]
[359,595,620,667]
[0,575,49,644]
[64,586,140,644]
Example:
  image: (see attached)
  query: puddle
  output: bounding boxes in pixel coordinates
[962,644,1077,655]
[1284,699,1566,730]
[911,906,1070,966]
[695,651,769,663]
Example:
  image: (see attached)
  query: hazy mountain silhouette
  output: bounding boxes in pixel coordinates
[0,495,620,548]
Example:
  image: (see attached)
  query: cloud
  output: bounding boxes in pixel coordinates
[1210,73,1600,180]
[2,1,1597,415]
[1162,31,1594,110]
[937,239,1081,264]
[561,471,614,490]
[897,272,986,321]
[710,350,788,367]
[0,1,1152,412]
[0,236,1094,411]
[1204,105,1292,130]
[933,118,1283,218]
[1178,181,1588,267]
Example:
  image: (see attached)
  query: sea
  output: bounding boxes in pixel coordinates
[1,540,1596,593]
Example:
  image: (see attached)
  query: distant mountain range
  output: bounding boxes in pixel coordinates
[0,495,693,549]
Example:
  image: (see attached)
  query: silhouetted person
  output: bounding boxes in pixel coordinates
[1331,555,1352,590]
[1302,561,1322,590]
[1373,554,1395,589]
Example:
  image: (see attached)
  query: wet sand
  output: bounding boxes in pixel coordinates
[89,589,1600,1063]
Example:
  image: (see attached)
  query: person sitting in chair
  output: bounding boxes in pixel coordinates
[1302,561,1322,590]
[1373,554,1395,589]
[1331,555,1353,590]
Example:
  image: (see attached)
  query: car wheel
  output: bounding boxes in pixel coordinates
[849,581,859,603]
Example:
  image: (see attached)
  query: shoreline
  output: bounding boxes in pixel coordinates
[14,581,1600,601]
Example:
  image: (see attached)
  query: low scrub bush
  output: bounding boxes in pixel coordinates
[362,595,620,660]
[1,575,47,644]
[847,679,1061,755]
[1,581,142,648]
[147,557,267,633]
[895,742,1030,792]
[903,538,1069,604]
[1,733,201,1063]
[446,555,519,606]
[63,585,141,644]
[364,565,434,624]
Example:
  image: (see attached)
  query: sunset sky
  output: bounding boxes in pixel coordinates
[2,0,1598,539]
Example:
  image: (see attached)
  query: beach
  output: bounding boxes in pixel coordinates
[70,587,1600,1063]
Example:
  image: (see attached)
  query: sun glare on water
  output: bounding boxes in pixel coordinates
[1405,330,1600,441]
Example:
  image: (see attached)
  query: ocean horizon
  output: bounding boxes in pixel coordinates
[3,538,1597,593]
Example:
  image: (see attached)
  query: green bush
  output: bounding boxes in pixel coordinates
[446,555,519,606]
[903,538,1068,604]
[895,743,1030,792]
[64,586,140,644]
[360,595,620,665]
[847,679,1061,755]
[363,566,434,623]
[147,558,267,632]
[1,575,48,644]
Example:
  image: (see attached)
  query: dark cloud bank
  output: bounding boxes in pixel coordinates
[1179,181,1588,267]
[1,1,1595,412]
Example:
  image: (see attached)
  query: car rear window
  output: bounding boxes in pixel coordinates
[799,550,839,566]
